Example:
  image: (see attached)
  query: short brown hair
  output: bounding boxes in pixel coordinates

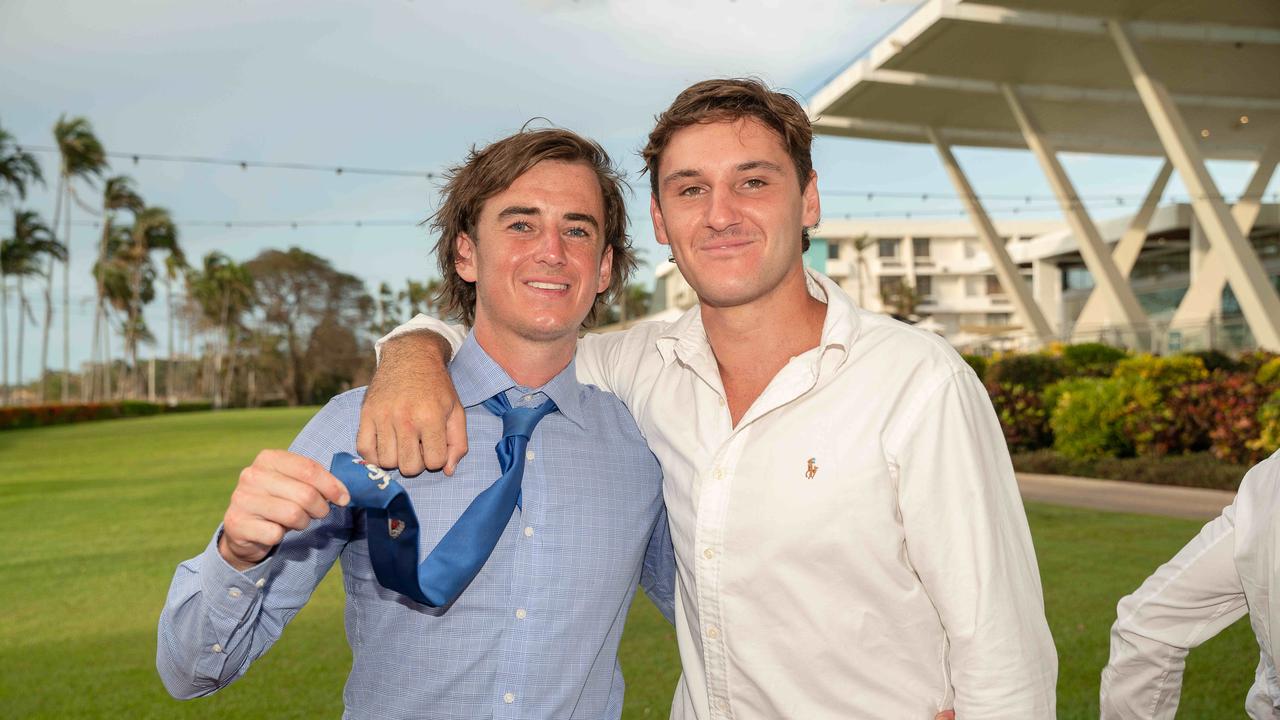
[431,127,635,327]
[642,77,816,250]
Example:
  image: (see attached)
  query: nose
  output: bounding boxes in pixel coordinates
[705,188,741,232]
[535,227,567,266]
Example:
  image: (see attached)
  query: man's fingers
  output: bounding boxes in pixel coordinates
[374,423,399,474]
[934,710,956,720]
[254,449,348,506]
[397,420,428,477]
[418,419,448,474]
[355,413,378,461]
[443,401,469,476]
[223,514,287,556]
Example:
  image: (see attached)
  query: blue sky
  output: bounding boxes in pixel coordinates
[1,0,1274,382]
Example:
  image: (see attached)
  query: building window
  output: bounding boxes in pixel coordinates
[916,275,932,298]
[880,275,904,298]
[985,275,1003,296]
[878,238,899,259]
[912,237,931,260]
[827,242,840,260]
[986,313,1012,326]
[963,240,977,259]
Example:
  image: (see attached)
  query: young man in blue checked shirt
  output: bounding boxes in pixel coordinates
[157,128,674,719]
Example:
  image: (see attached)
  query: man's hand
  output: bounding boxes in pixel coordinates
[934,711,955,720]
[219,450,350,571]
[356,330,468,476]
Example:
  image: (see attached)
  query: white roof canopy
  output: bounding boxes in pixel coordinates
[808,0,1280,159]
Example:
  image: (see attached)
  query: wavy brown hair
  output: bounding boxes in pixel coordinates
[431,127,635,327]
[641,77,816,251]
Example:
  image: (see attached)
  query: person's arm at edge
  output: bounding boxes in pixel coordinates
[361,314,659,473]
[156,394,360,699]
[889,368,1058,718]
[1099,503,1246,719]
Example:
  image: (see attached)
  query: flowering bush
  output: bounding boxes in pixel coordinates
[1252,389,1280,457]
[1049,377,1134,460]
[1060,342,1129,378]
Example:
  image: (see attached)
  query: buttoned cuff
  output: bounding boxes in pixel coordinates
[198,526,274,620]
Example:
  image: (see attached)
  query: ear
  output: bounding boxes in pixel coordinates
[801,170,820,229]
[650,194,671,248]
[595,245,613,295]
[455,232,478,283]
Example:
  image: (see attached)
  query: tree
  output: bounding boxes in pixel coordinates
[244,247,372,405]
[880,280,923,322]
[186,252,254,408]
[2,211,63,404]
[89,176,144,400]
[48,115,107,402]
[600,282,653,325]
[0,123,44,205]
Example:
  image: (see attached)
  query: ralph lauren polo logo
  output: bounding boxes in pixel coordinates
[805,457,819,479]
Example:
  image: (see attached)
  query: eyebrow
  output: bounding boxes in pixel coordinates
[660,160,787,189]
[496,205,598,230]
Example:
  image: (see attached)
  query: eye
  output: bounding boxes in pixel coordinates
[743,178,766,189]
[509,221,533,232]
[565,226,591,238]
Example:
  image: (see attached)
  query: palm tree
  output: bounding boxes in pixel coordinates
[88,176,143,401]
[0,124,44,205]
[186,252,254,407]
[162,249,188,402]
[3,211,63,405]
[48,115,107,402]
[115,207,179,397]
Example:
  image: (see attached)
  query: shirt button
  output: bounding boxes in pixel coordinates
[503,692,515,704]
[712,467,724,480]
[255,578,266,588]
[703,548,715,560]
[706,625,720,639]
[524,526,534,538]
[227,587,242,599]
[715,698,729,711]
[525,450,535,461]
[211,643,223,654]
[515,608,527,620]
[717,396,725,407]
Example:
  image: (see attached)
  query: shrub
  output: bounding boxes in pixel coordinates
[1204,372,1271,465]
[1049,377,1133,460]
[0,401,214,431]
[1180,349,1243,373]
[1252,389,1280,457]
[1060,343,1128,378]
[1113,354,1208,387]
[961,354,989,382]
[1010,449,1248,491]
[986,353,1066,390]
[985,354,1066,452]
[1257,357,1280,388]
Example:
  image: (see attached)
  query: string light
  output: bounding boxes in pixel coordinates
[15,144,438,179]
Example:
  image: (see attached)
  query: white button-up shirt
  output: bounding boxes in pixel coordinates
[382,270,1057,718]
[1102,450,1280,719]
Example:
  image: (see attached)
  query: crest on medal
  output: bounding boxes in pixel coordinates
[388,517,406,539]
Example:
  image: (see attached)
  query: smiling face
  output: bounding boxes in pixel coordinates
[455,159,613,349]
[651,117,820,310]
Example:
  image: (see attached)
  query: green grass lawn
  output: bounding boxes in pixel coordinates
[0,409,1255,718]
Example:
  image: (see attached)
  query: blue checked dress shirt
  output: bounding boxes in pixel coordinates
[157,333,674,720]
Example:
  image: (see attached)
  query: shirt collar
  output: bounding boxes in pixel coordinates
[655,268,861,370]
[451,331,586,429]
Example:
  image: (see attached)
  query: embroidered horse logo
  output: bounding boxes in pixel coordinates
[805,457,819,479]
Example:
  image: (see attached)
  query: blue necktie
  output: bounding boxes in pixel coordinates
[331,391,558,607]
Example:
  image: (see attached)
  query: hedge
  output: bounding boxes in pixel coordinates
[0,401,214,431]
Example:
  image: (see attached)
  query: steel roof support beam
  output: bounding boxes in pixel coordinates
[1002,83,1152,346]
[927,127,1055,345]
[1110,20,1280,351]
[1169,133,1280,329]
[1074,161,1174,331]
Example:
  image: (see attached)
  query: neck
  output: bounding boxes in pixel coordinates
[470,321,576,389]
[700,263,826,366]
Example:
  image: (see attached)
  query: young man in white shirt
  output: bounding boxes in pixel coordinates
[1101,449,1280,719]
[361,79,1057,718]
